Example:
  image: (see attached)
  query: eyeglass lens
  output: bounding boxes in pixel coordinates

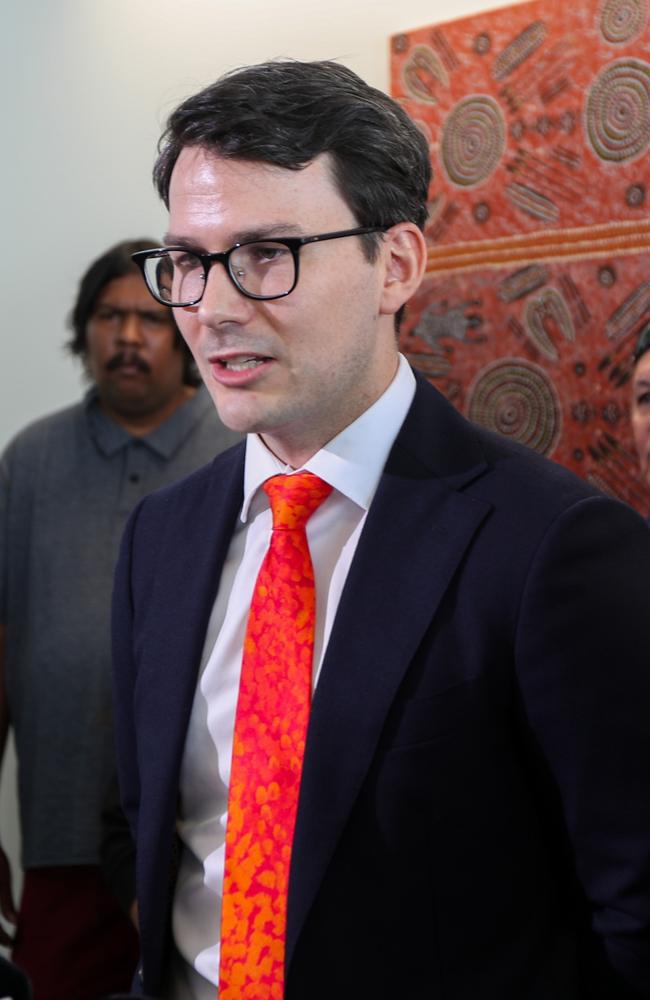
[143,244,296,305]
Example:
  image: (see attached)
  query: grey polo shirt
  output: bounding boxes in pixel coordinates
[0,386,241,868]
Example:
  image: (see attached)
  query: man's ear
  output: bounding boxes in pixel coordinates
[378,223,427,318]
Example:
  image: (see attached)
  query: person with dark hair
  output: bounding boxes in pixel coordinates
[66,238,201,389]
[631,321,650,491]
[113,61,650,999]
[0,239,241,1000]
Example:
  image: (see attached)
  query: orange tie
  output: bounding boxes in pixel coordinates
[219,472,333,999]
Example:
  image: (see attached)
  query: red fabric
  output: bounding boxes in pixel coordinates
[219,473,332,1000]
[12,866,138,1000]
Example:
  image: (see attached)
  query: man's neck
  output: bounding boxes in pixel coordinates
[99,386,195,437]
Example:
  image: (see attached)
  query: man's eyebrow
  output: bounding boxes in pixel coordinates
[162,224,306,250]
[236,224,305,242]
[162,233,196,248]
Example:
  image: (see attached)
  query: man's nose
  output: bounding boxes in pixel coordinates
[197,261,253,327]
[117,312,145,345]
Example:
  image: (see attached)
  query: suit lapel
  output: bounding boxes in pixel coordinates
[138,445,245,818]
[286,379,492,965]
[132,444,246,990]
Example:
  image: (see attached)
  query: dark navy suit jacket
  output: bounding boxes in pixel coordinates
[112,376,650,998]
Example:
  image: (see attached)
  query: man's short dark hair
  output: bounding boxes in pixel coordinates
[66,238,199,387]
[153,59,431,265]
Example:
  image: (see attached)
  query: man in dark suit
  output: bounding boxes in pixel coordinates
[112,60,650,998]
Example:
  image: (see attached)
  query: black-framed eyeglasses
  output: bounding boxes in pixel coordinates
[132,226,388,307]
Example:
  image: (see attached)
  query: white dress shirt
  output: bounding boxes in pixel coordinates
[167,355,416,999]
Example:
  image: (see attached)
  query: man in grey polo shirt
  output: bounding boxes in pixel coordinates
[0,238,240,1000]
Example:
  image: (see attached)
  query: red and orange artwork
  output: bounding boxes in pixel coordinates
[391,0,650,513]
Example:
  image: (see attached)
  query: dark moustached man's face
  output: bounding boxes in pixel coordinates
[85,271,188,429]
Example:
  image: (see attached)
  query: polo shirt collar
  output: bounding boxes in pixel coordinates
[84,384,212,459]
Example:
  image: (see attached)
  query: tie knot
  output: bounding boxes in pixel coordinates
[263,472,333,530]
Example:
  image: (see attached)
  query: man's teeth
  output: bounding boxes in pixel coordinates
[222,357,266,372]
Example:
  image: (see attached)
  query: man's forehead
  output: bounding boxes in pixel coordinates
[169,146,336,200]
[97,274,146,295]
[94,275,169,313]
[167,147,350,245]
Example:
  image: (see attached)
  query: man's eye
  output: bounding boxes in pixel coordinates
[250,244,288,263]
[142,312,169,327]
[636,391,650,406]
[94,308,120,322]
[169,252,201,273]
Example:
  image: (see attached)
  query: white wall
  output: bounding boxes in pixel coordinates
[0,0,510,939]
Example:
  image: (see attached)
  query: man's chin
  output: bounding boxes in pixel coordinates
[209,394,268,436]
[101,387,157,418]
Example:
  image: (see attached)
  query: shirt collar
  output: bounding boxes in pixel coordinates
[241,354,416,521]
[85,385,212,458]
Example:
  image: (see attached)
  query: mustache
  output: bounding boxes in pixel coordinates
[105,351,151,374]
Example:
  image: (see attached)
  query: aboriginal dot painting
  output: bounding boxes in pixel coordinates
[391,0,650,513]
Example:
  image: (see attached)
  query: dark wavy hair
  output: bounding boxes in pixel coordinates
[153,59,431,267]
[66,238,199,386]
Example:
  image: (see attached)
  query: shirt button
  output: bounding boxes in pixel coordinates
[129,473,140,483]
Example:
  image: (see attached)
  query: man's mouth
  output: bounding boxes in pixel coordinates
[106,351,150,374]
[218,355,270,372]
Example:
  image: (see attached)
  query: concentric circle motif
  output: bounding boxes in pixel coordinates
[441,96,505,187]
[467,359,561,456]
[626,182,646,205]
[600,0,647,43]
[598,265,617,286]
[473,201,491,223]
[586,58,650,162]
